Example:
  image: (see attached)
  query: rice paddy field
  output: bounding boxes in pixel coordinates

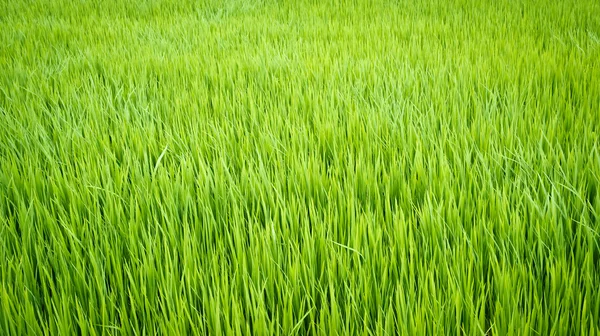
[1,0,600,334]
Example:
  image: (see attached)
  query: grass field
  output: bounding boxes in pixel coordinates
[1,0,599,334]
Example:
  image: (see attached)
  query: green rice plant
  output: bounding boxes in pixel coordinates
[1,0,599,334]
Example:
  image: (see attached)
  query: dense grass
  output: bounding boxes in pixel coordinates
[1,0,599,334]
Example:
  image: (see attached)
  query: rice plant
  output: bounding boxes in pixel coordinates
[1,0,599,334]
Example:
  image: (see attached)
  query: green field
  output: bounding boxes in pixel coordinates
[1,0,599,334]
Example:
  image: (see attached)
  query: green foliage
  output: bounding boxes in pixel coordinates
[1,0,599,334]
